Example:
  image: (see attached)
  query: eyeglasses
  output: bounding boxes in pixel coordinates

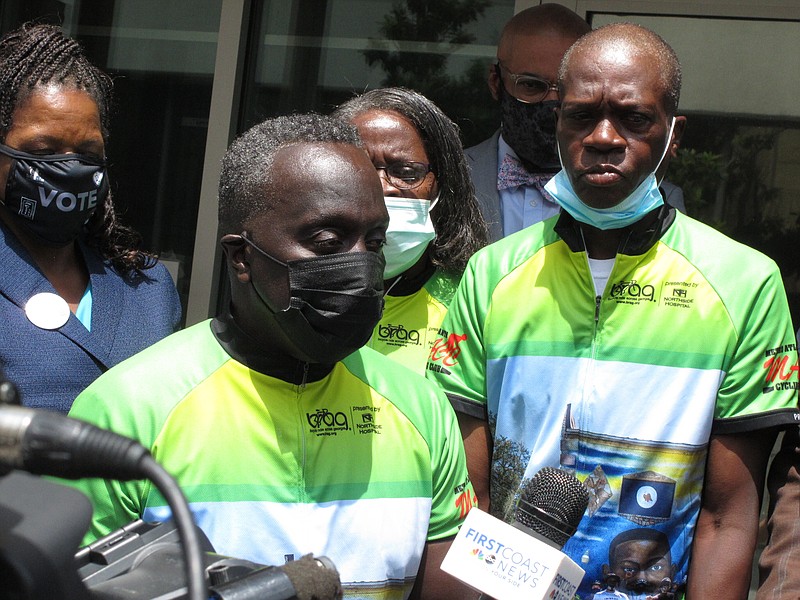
[496,62,559,104]
[375,161,433,190]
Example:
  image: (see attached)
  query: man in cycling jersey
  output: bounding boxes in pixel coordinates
[67,113,477,599]
[429,22,798,599]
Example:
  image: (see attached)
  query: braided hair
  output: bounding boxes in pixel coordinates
[0,22,157,275]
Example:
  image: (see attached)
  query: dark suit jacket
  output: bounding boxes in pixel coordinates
[0,223,182,413]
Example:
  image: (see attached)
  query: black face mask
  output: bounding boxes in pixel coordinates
[0,143,109,247]
[241,234,385,364]
[497,82,560,172]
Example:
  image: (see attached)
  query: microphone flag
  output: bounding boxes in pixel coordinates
[441,508,584,600]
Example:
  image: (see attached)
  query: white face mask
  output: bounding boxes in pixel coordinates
[382,194,439,279]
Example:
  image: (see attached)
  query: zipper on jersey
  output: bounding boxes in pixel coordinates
[594,295,601,328]
[300,362,309,390]
[296,362,309,502]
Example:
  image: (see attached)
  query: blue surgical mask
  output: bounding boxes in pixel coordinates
[544,117,676,230]
[382,194,438,279]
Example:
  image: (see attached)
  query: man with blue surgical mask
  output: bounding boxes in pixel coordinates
[428,23,799,600]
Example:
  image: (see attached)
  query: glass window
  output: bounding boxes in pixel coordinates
[591,13,800,326]
[239,0,514,147]
[1,0,222,322]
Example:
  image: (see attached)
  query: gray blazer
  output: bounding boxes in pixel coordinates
[465,130,503,243]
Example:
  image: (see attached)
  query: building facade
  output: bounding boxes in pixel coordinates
[2,0,798,327]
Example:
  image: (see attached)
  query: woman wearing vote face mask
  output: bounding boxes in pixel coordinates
[334,88,488,373]
[0,23,181,413]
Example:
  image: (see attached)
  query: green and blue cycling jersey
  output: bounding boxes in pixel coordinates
[428,206,799,598]
[68,316,475,600]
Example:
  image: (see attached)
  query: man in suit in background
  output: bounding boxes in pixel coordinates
[467,5,687,242]
[465,4,590,241]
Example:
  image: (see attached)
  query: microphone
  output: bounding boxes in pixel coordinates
[0,405,149,480]
[441,467,589,600]
[210,554,343,600]
[512,466,590,549]
[0,404,208,600]
[82,521,342,600]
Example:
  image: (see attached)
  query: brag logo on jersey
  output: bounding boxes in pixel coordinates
[306,408,349,437]
[609,279,655,305]
[376,323,420,347]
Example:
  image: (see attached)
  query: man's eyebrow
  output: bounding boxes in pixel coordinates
[299,212,374,230]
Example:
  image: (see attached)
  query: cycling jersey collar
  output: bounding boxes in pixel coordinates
[554,201,676,256]
[211,313,335,385]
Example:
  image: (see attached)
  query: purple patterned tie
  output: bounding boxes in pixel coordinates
[497,154,556,203]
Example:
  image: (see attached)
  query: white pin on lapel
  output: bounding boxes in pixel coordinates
[25,292,70,330]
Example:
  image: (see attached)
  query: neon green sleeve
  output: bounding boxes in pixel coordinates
[427,254,491,417]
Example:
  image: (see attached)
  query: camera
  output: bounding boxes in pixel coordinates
[79,518,326,599]
[0,472,339,599]
[0,370,341,600]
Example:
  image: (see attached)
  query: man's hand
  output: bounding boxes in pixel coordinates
[410,539,480,599]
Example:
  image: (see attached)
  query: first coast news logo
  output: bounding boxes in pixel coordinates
[462,528,578,599]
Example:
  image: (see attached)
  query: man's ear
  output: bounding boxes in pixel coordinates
[220,234,250,283]
[488,62,501,101]
[669,115,687,158]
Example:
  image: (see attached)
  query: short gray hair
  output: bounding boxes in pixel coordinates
[218,113,362,233]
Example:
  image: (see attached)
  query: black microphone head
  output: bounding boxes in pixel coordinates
[280,554,342,600]
[515,467,590,548]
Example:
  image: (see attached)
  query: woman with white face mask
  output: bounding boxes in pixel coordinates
[334,88,488,374]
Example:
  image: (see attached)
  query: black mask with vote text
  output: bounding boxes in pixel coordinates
[241,234,385,364]
[498,84,560,172]
[0,143,109,247]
